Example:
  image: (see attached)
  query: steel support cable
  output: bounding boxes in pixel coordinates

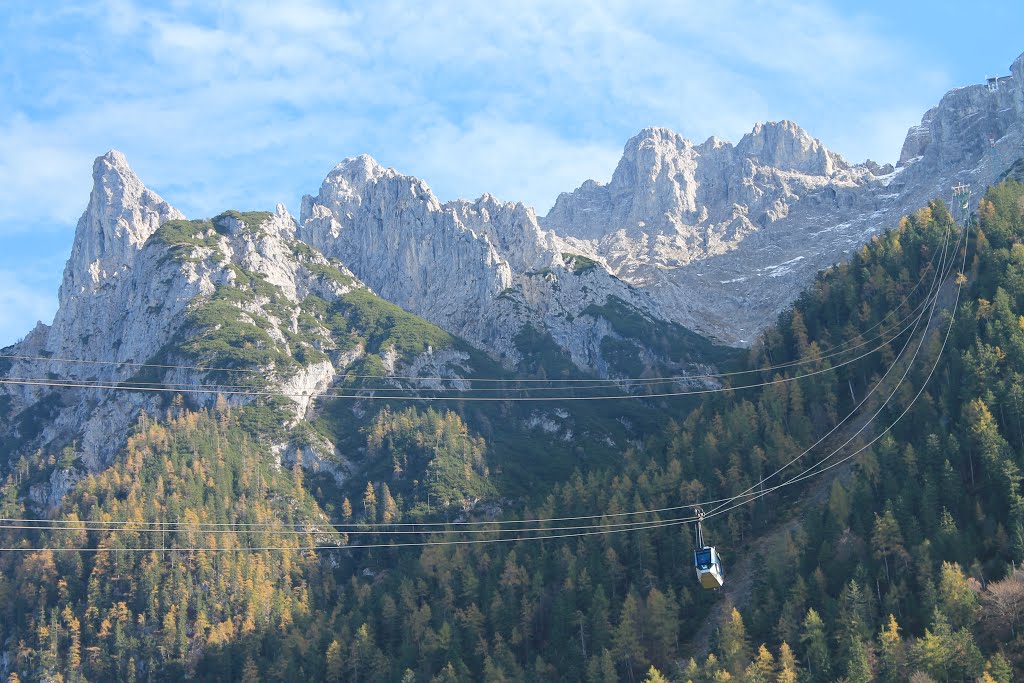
[0,298,954,404]
[0,224,960,550]
[0,507,702,537]
[701,219,961,517]
[0,224,957,546]
[0,293,936,397]
[0,255,944,540]
[720,219,968,508]
[0,261,958,557]
[0,295,935,547]
[0,224,960,546]
[0,260,946,396]
[704,230,956,516]
[705,217,968,521]
[0,510,703,553]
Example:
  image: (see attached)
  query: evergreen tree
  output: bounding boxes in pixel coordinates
[877,614,903,683]
[800,609,830,683]
[776,642,798,683]
[642,665,670,683]
[845,638,873,683]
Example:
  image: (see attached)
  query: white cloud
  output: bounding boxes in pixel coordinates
[0,116,93,230]
[1,0,932,224]
[0,0,961,351]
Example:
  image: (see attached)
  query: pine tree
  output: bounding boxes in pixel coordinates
[937,562,979,629]
[380,483,399,524]
[643,587,678,665]
[613,591,644,680]
[872,510,906,584]
[241,658,261,683]
[800,608,830,683]
[719,608,751,676]
[845,638,873,683]
[363,482,377,518]
[776,642,798,683]
[984,652,1013,683]
[326,639,344,683]
[744,644,775,683]
[642,665,670,683]
[878,614,903,683]
[585,648,618,683]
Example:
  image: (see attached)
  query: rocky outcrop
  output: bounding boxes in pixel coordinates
[1,156,457,471]
[6,52,1022,484]
[60,150,185,299]
[298,156,700,371]
[542,52,1024,343]
[299,156,517,338]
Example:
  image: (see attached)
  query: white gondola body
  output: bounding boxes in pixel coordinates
[694,546,724,590]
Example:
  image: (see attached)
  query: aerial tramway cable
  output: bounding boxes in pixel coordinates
[703,214,969,522]
[0,228,955,542]
[0,286,952,404]
[0,215,967,551]
[702,217,962,516]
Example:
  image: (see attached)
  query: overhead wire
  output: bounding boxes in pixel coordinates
[0,508,702,537]
[0,229,953,541]
[0,511,705,553]
[703,215,961,517]
[0,227,964,552]
[0,266,943,396]
[0,215,967,551]
[705,214,969,522]
[0,294,951,403]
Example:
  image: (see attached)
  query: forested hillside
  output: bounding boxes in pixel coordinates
[3,181,1024,682]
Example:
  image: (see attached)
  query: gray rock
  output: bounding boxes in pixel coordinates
[542,51,1024,344]
[298,155,696,371]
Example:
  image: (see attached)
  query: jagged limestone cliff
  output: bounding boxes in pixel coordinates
[541,52,1024,343]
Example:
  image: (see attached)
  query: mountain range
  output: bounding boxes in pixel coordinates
[0,49,1023,683]
[3,52,1022,479]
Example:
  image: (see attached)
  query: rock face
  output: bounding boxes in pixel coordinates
[4,52,1023,479]
[2,158,439,470]
[541,52,1024,343]
[298,156,704,371]
[298,53,1024,349]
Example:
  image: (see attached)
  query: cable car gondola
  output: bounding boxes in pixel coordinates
[693,508,724,590]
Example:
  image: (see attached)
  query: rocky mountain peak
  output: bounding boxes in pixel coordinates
[60,150,183,302]
[306,154,442,222]
[329,154,387,185]
[622,126,692,154]
[736,120,838,176]
[896,51,1024,184]
[98,148,131,172]
[611,127,697,195]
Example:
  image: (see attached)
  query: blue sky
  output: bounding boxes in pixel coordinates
[1,0,1021,346]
